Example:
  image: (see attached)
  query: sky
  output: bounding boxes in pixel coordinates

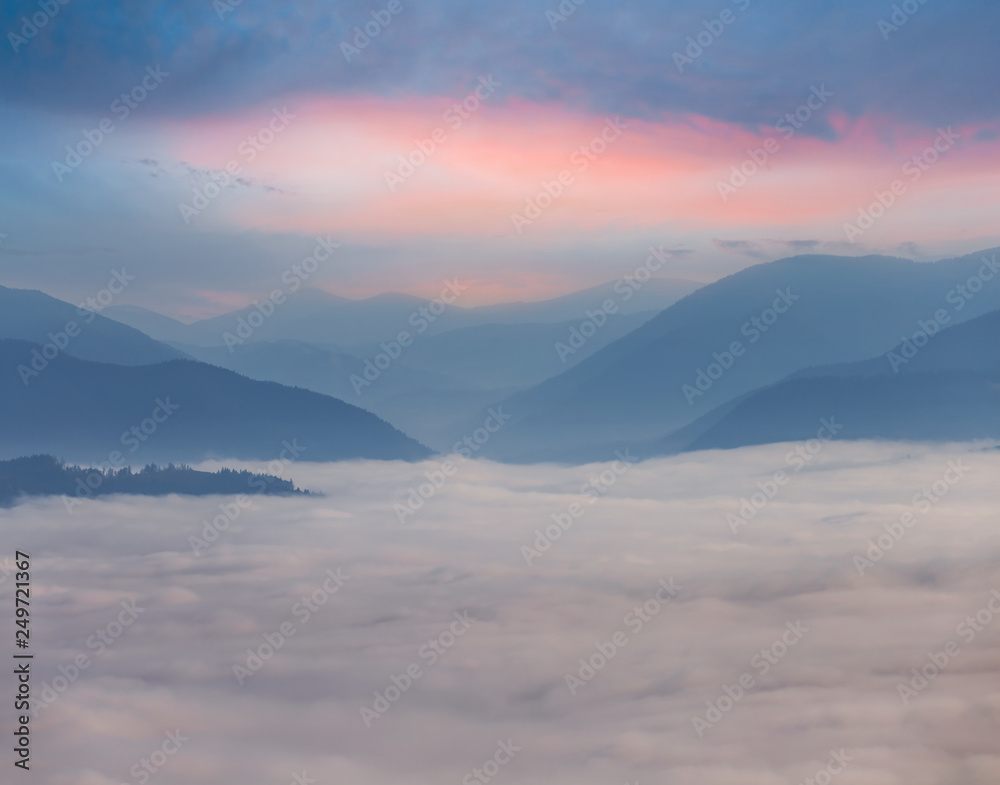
[6,441,1000,783]
[2,0,1000,316]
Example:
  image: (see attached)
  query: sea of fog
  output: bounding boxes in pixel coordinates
[3,440,1000,785]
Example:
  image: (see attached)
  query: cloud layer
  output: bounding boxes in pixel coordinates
[3,440,1000,783]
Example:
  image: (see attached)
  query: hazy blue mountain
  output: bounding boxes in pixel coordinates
[101,289,397,347]
[0,339,430,464]
[103,278,701,348]
[365,311,659,389]
[680,372,1000,452]
[474,250,1000,462]
[101,304,197,346]
[169,340,495,449]
[0,285,185,366]
[174,339,471,400]
[168,311,658,449]
[165,289,416,347]
[787,306,1000,380]
[0,454,309,507]
[454,278,701,326]
[657,305,1000,453]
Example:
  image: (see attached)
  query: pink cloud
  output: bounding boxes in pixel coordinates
[163,96,1000,252]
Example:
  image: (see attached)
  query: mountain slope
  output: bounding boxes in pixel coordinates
[100,305,198,346]
[169,340,498,450]
[787,306,1000,380]
[457,278,702,326]
[0,285,185,366]
[166,313,659,450]
[103,278,701,348]
[668,306,1000,452]
[0,340,429,464]
[385,311,658,389]
[475,250,1000,462]
[681,372,1000,452]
